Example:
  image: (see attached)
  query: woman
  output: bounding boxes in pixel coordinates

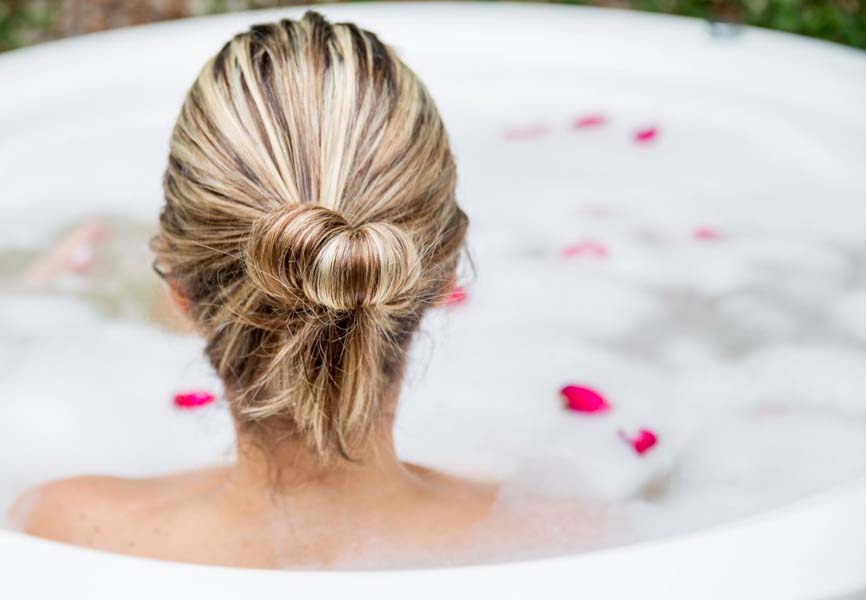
[11,11,508,569]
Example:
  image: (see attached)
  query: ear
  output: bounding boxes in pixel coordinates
[166,277,191,319]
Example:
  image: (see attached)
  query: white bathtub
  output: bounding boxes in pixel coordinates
[0,3,864,598]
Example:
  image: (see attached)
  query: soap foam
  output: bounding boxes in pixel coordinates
[1,101,864,567]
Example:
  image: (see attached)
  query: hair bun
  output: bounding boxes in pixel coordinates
[246,203,421,312]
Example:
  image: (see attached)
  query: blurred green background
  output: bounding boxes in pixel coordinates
[1,0,864,52]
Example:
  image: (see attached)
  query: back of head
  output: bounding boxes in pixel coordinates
[158,11,467,460]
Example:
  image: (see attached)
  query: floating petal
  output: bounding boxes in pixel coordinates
[693,226,722,241]
[446,286,467,306]
[619,428,658,454]
[572,114,607,129]
[173,391,215,409]
[560,384,611,413]
[634,127,659,144]
[561,240,609,259]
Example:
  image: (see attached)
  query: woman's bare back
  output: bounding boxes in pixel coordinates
[11,465,501,569]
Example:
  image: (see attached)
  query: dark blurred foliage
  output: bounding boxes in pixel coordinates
[558,0,865,48]
[1,0,863,52]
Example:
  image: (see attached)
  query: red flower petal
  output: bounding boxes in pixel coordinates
[634,127,659,144]
[504,123,550,141]
[572,114,608,129]
[560,240,609,260]
[560,385,611,413]
[693,226,722,241]
[173,391,215,409]
[445,286,467,306]
[619,428,658,455]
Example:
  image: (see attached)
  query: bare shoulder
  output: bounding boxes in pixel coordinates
[9,468,229,546]
[9,475,140,544]
[406,463,498,498]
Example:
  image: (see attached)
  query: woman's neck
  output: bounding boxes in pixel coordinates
[230,422,408,489]
[223,381,418,506]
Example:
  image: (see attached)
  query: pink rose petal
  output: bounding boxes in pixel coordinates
[560,385,611,413]
[633,127,659,144]
[693,226,722,241]
[572,114,608,129]
[619,428,658,455]
[504,123,550,141]
[173,391,215,409]
[446,286,467,306]
[561,240,609,260]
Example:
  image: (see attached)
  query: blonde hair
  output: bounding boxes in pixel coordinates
[158,12,467,460]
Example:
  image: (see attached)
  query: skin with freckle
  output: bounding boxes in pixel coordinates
[11,464,604,568]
